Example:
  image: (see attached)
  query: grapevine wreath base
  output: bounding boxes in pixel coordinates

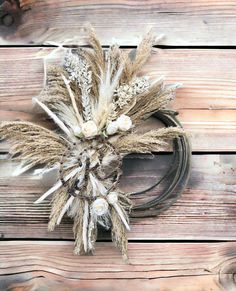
[0,27,191,260]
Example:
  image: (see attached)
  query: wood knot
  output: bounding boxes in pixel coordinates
[1,12,14,26]
[0,1,17,26]
[0,0,29,35]
[217,257,236,290]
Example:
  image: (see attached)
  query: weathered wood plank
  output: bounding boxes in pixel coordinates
[0,154,235,240]
[0,0,236,46]
[0,241,235,290]
[0,48,236,151]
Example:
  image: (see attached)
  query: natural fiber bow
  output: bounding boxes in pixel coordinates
[0,26,185,260]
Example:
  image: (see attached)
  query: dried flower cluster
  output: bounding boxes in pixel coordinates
[0,27,185,260]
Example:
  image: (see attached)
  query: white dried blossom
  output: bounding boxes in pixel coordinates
[82,120,98,138]
[73,125,82,137]
[107,192,118,205]
[116,114,132,131]
[92,198,109,216]
[106,121,119,135]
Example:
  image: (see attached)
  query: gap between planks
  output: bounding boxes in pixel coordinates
[0,0,236,46]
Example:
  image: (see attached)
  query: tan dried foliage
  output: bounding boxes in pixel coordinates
[0,121,68,167]
[114,128,185,154]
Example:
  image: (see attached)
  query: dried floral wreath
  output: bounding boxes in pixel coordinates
[0,27,190,260]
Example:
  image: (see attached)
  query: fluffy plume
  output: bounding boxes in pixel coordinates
[119,31,157,83]
[128,83,180,124]
[38,65,82,111]
[113,128,185,154]
[85,25,105,72]
[0,121,68,171]
[129,32,156,78]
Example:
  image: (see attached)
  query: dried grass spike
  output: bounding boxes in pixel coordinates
[0,121,68,169]
[74,199,86,254]
[111,208,129,261]
[113,127,185,154]
[85,25,105,72]
[129,32,156,79]
[48,189,69,231]
[127,81,178,124]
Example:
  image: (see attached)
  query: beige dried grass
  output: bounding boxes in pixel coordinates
[39,65,82,109]
[114,127,185,154]
[128,84,179,124]
[48,188,69,231]
[86,25,105,72]
[111,207,129,261]
[73,199,85,254]
[0,121,68,168]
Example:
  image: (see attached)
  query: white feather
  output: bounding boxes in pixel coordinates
[89,173,107,196]
[33,165,59,176]
[113,203,130,231]
[12,162,34,176]
[34,167,80,204]
[94,177,107,196]
[55,102,81,130]
[43,57,47,88]
[155,34,165,44]
[68,197,81,218]
[33,165,59,187]
[34,98,73,140]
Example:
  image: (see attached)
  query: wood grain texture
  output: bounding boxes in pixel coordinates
[0,48,236,151]
[0,0,236,46]
[0,154,235,240]
[0,241,236,290]
[0,1,236,290]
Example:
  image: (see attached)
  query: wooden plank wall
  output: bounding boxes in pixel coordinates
[0,1,236,290]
